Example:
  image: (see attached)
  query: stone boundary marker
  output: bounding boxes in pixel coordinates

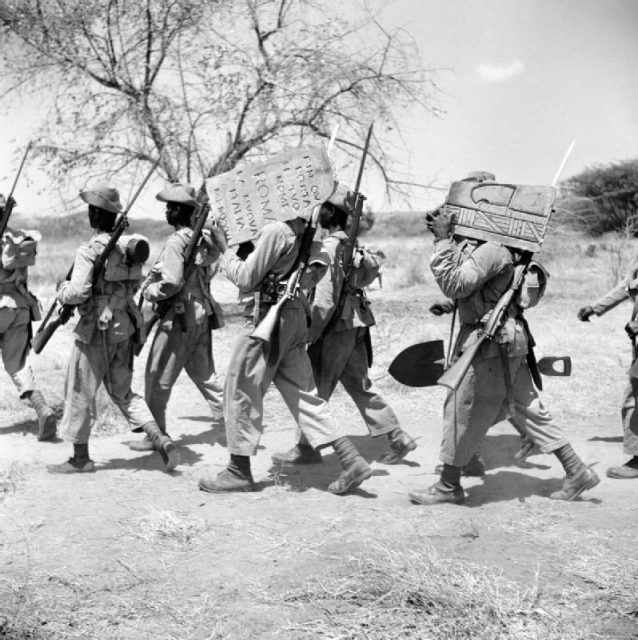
[206,146,336,246]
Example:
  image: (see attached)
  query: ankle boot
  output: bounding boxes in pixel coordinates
[142,422,180,471]
[27,390,57,441]
[328,437,372,495]
[379,429,417,464]
[271,443,323,465]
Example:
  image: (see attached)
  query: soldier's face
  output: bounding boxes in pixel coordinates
[165,203,179,226]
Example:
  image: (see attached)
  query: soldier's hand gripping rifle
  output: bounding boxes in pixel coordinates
[324,123,374,335]
[0,142,32,237]
[436,252,533,390]
[137,185,211,349]
[32,159,160,354]
[250,204,322,344]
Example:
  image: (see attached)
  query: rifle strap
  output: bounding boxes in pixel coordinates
[520,316,543,391]
[499,344,517,421]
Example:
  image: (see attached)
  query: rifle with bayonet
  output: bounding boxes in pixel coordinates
[323,123,374,335]
[32,159,159,354]
[136,184,211,351]
[0,142,32,238]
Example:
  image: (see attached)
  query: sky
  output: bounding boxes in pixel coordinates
[1,0,637,216]
[376,0,638,208]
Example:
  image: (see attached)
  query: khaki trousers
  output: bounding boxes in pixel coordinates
[307,326,398,437]
[0,307,35,396]
[61,336,154,443]
[620,377,638,455]
[441,355,568,466]
[145,322,224,432]
[225,301,340,456]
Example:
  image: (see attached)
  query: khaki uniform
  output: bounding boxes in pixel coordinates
[220,219,340,456]
[143,228,223,431]
[0,229,40,396]
[58,233,154,443]
[306,230,399,436]
[590,267,638,455]
[430,238,567,466]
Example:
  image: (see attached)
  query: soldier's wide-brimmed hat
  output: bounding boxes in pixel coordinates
[79,184,123,214]
[156,183,198,208]
[326,184,354,213]
[463,170,496,183]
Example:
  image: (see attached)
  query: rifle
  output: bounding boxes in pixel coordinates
[32,159,159,354]
[324,123,374,334]
[137,184,211,347]
[250,204,322,343]
[436,252,532,390]
[0,142,32,237]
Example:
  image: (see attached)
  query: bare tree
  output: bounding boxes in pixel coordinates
[0,0,443,196]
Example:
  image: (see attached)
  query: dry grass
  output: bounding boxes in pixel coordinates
[280,544,638,640]
[131,509,210,545]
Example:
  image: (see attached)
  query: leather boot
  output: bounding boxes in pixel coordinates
[606,457,638,479]
[199,467,256,493]
[271,443,323,465]
[128,435,156,452]
[549,467,600,500]
[48,444,94,474]
[328,438,372,495]
[142,422,180,471]
[27,390,57,441]
[409,481,466,505]
[378,429,417,464]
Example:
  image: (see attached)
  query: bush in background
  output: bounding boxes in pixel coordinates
[557,159,638,236]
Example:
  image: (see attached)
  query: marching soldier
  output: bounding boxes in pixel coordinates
[0,194,57,440]
[47,184,180,473]
[127,183,224,452]
[198,207,372,495]
[409,171,599,505]
[578,266,638,479]
[272,188,416,465]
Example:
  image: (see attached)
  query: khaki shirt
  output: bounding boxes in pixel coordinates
[58,233,139,345]
[220,219,328,318]
[0,228,36,310]
[143,228,219,328]
[309,230,376,341]
[591,263,638,319]
[430,238,528,359]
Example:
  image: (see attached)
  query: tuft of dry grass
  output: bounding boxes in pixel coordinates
[0,461,29,499]
[131,508,210,545]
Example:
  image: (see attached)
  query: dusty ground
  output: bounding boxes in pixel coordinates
[1,235,638,639]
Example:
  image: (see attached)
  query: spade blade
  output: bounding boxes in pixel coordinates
[388,340,446,387]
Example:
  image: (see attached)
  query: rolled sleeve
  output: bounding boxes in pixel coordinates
[57,244,95,306]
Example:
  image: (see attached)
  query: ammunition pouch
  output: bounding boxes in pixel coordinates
[253,274,285,324]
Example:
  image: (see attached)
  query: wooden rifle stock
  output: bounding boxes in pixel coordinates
[250,206,320,344]
[437,256,531,391]
[31,266,74,354]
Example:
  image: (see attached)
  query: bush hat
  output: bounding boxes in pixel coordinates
[156,183,198,208]
[326,184,354,213]
[464,171,496,183]
[79,184,123,214]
